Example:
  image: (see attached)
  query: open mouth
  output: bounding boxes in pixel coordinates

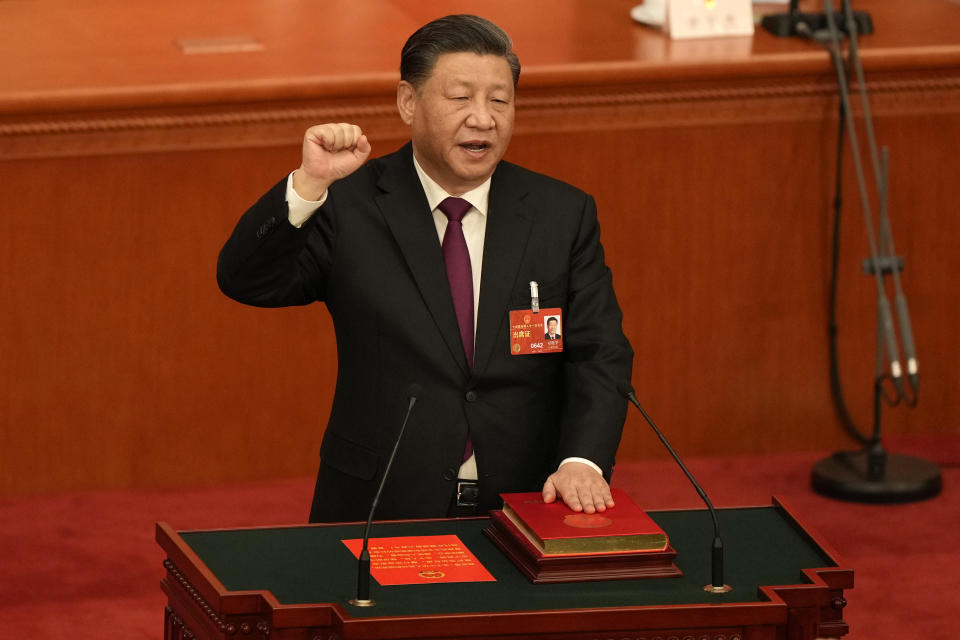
[460,142,491,152]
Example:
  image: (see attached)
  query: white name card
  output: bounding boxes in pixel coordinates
[667,0,755,39]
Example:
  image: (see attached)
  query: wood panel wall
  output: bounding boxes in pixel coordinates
[2,0,959,496]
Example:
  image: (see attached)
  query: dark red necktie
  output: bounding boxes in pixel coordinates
[438,197,474,368]
[438,197,474,462]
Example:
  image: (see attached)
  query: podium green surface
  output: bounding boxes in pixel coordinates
[157,497,852,640]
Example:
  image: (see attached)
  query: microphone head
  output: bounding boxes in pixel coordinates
[406,383,423,399]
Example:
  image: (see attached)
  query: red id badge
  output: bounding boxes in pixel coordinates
[509,308,563,355]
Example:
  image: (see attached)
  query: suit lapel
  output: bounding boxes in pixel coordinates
[376,147,471,375]
[473,165,535,376]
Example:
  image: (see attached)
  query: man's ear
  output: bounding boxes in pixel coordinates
[397,81,417,125]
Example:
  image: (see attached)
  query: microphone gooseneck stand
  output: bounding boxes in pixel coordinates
[348,384,422,607]
[792,0,941,502]
[621,384,730,594]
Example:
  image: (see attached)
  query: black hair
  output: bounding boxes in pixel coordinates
[400,14,521,90]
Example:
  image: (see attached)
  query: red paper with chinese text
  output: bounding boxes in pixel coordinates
[341,535,496,585]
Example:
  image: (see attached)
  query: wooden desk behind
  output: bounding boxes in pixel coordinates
[2,0,959,495]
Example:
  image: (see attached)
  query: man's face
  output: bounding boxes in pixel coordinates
[547,319,558,334]
[398,52,515,195]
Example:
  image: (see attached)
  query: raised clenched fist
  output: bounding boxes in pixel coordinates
[292,123,372,200]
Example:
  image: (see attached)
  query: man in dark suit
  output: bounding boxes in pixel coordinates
[217,15,633,523]
[545,317,561,341]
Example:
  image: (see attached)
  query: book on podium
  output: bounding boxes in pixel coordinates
[484,489,681,583]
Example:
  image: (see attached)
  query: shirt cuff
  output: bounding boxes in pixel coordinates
[559,457,603,476]
[285,172,327,228]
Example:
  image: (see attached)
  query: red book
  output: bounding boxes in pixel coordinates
[499,489,668,555]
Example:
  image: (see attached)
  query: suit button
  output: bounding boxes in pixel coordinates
[442,468,456,481]
[465,391,477,402]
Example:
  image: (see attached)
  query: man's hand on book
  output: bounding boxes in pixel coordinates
[542,462,616,514]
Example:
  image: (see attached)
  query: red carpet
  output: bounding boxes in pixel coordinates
[1,434,956,639]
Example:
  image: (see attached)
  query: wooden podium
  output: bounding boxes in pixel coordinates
[156,497,853,640]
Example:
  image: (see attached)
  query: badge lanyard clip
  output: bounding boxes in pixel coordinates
[529,281,540,314]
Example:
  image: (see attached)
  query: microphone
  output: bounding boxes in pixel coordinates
[896,291,919,394]
[618,382,731,594]
[821,0,905,399]
[348,383,422,607]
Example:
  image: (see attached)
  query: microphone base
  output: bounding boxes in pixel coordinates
[348,598,376,607]
[703,584,732,594]
[760,10,874,38]
[812,450,941,503]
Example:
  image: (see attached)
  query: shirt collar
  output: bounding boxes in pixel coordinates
[412,151,491,217]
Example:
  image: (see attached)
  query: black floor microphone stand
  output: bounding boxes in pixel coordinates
[805,0,941,502]
[811,259,942,502]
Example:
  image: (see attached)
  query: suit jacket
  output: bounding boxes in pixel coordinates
[217,143,633,522]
